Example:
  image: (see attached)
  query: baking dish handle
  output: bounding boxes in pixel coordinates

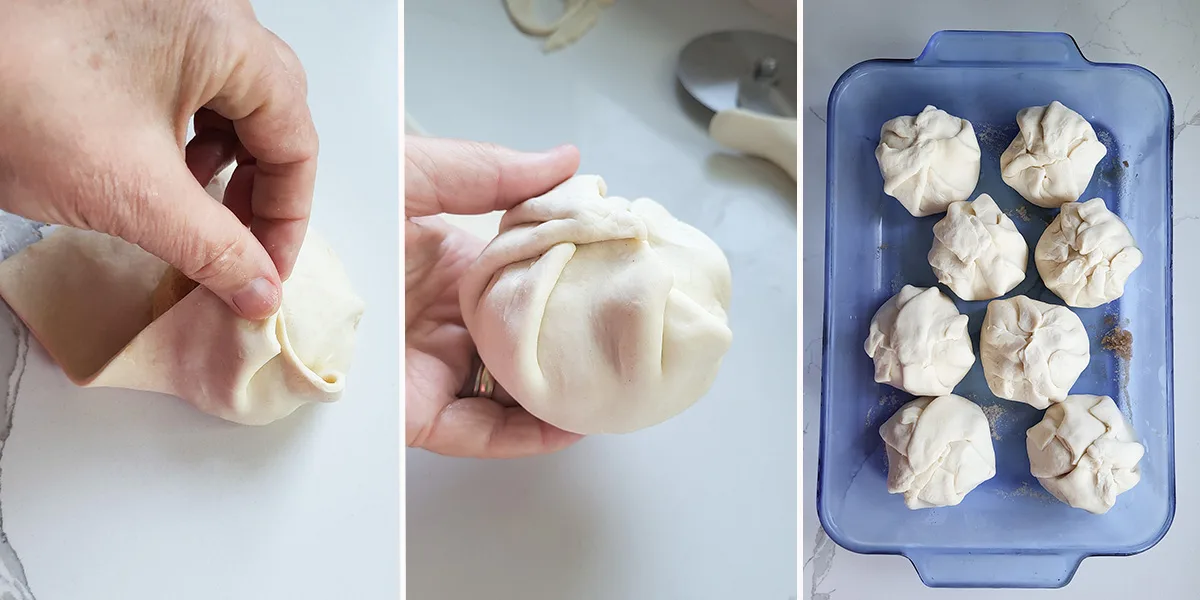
[906,550,1086,588]
[914,30,1089,67]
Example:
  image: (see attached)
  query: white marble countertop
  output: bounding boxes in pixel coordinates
[803,0,1199,597]
[405,1,797,598]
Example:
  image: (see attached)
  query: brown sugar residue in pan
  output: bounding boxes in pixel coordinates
[1101,318,1133,362]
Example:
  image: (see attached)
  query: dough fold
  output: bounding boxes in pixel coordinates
[1000,101,1107,208]
[0,182,364,426]
[864,285,975,396]
[880,395,996,509]
[1026,395,1144,514]
[1035,197,1143,308]
[980,295,1089,409]
[459,175,733,435]
[875,106,981,217]
[928,194,1028,301]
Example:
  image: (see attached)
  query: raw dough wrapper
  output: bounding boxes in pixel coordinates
[864,285,975,396]
[880,394,996,509]
[459,175,733,435]
[0,184,364,426]
[1035,197,1143,308]
[980,295,1090,409]
[1026,394,1144,514]
[875,105,981,217]
[1001,101,1107,208]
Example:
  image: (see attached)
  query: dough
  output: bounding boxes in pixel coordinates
[0,177,365,426]
[150,266,199,320]
[980,295,1090,409]
[875,105,981,217]
[1000,101,1107,208]
[1035,197,1143,308]
[504,0,616,52]
[864,285,975,396]
[1027,395,1144,514]
[459,175,733,435]
[928,194,1028,301]
[880,394,996,509]
[150,174,229,320]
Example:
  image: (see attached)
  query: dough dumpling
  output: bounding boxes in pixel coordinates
[928,194,1028,301]
[1027,395,1144,514]
[459,175,733,435]
[980,295,1089,409]
[1035,198,1143,308]
[1000,101,1107,208]
[875,106,981,217]
[880,394,996,509]
[0,177,365,426]
[864,285,975,396]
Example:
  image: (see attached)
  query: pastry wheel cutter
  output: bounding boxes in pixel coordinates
[676,30,797,180]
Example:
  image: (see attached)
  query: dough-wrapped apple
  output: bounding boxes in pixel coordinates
[980,295,1090,409]
[880,394,996,509]
[1000,101,1107,208]
[459,175,733,435]
[864,285,975,396]
[1035,197,1143,308]
[1027,395,1144,514]
[928,194,1028,301]
[875,105,981,217]
[0,175,365,426]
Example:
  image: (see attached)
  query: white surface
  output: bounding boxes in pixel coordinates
[803,0,1200,597]
[0,1,400,598]
[405,1,797,598]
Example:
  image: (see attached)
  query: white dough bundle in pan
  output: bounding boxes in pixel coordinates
[1001,101,1107,208]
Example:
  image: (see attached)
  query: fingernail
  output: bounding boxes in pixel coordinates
[232,277,280,318]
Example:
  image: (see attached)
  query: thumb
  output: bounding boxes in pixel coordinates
[97,147,283,321]
[404,137,580,218]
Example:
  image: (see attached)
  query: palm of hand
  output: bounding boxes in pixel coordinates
[403,136,583,458]
[404,215,582,458]
[405,216,482,445]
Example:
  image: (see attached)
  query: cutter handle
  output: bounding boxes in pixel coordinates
[708,108,797,181]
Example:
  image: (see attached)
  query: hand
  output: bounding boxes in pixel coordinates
[0,0,318,320]
[405,136,583,458]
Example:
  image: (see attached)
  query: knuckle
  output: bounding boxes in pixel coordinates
[187,235,245,285]
[276,40,308,96]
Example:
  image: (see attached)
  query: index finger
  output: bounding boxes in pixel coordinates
[207,28,319,280]
[405,136,580,218]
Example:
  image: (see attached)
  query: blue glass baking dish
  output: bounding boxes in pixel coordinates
[816,31,1174,589]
